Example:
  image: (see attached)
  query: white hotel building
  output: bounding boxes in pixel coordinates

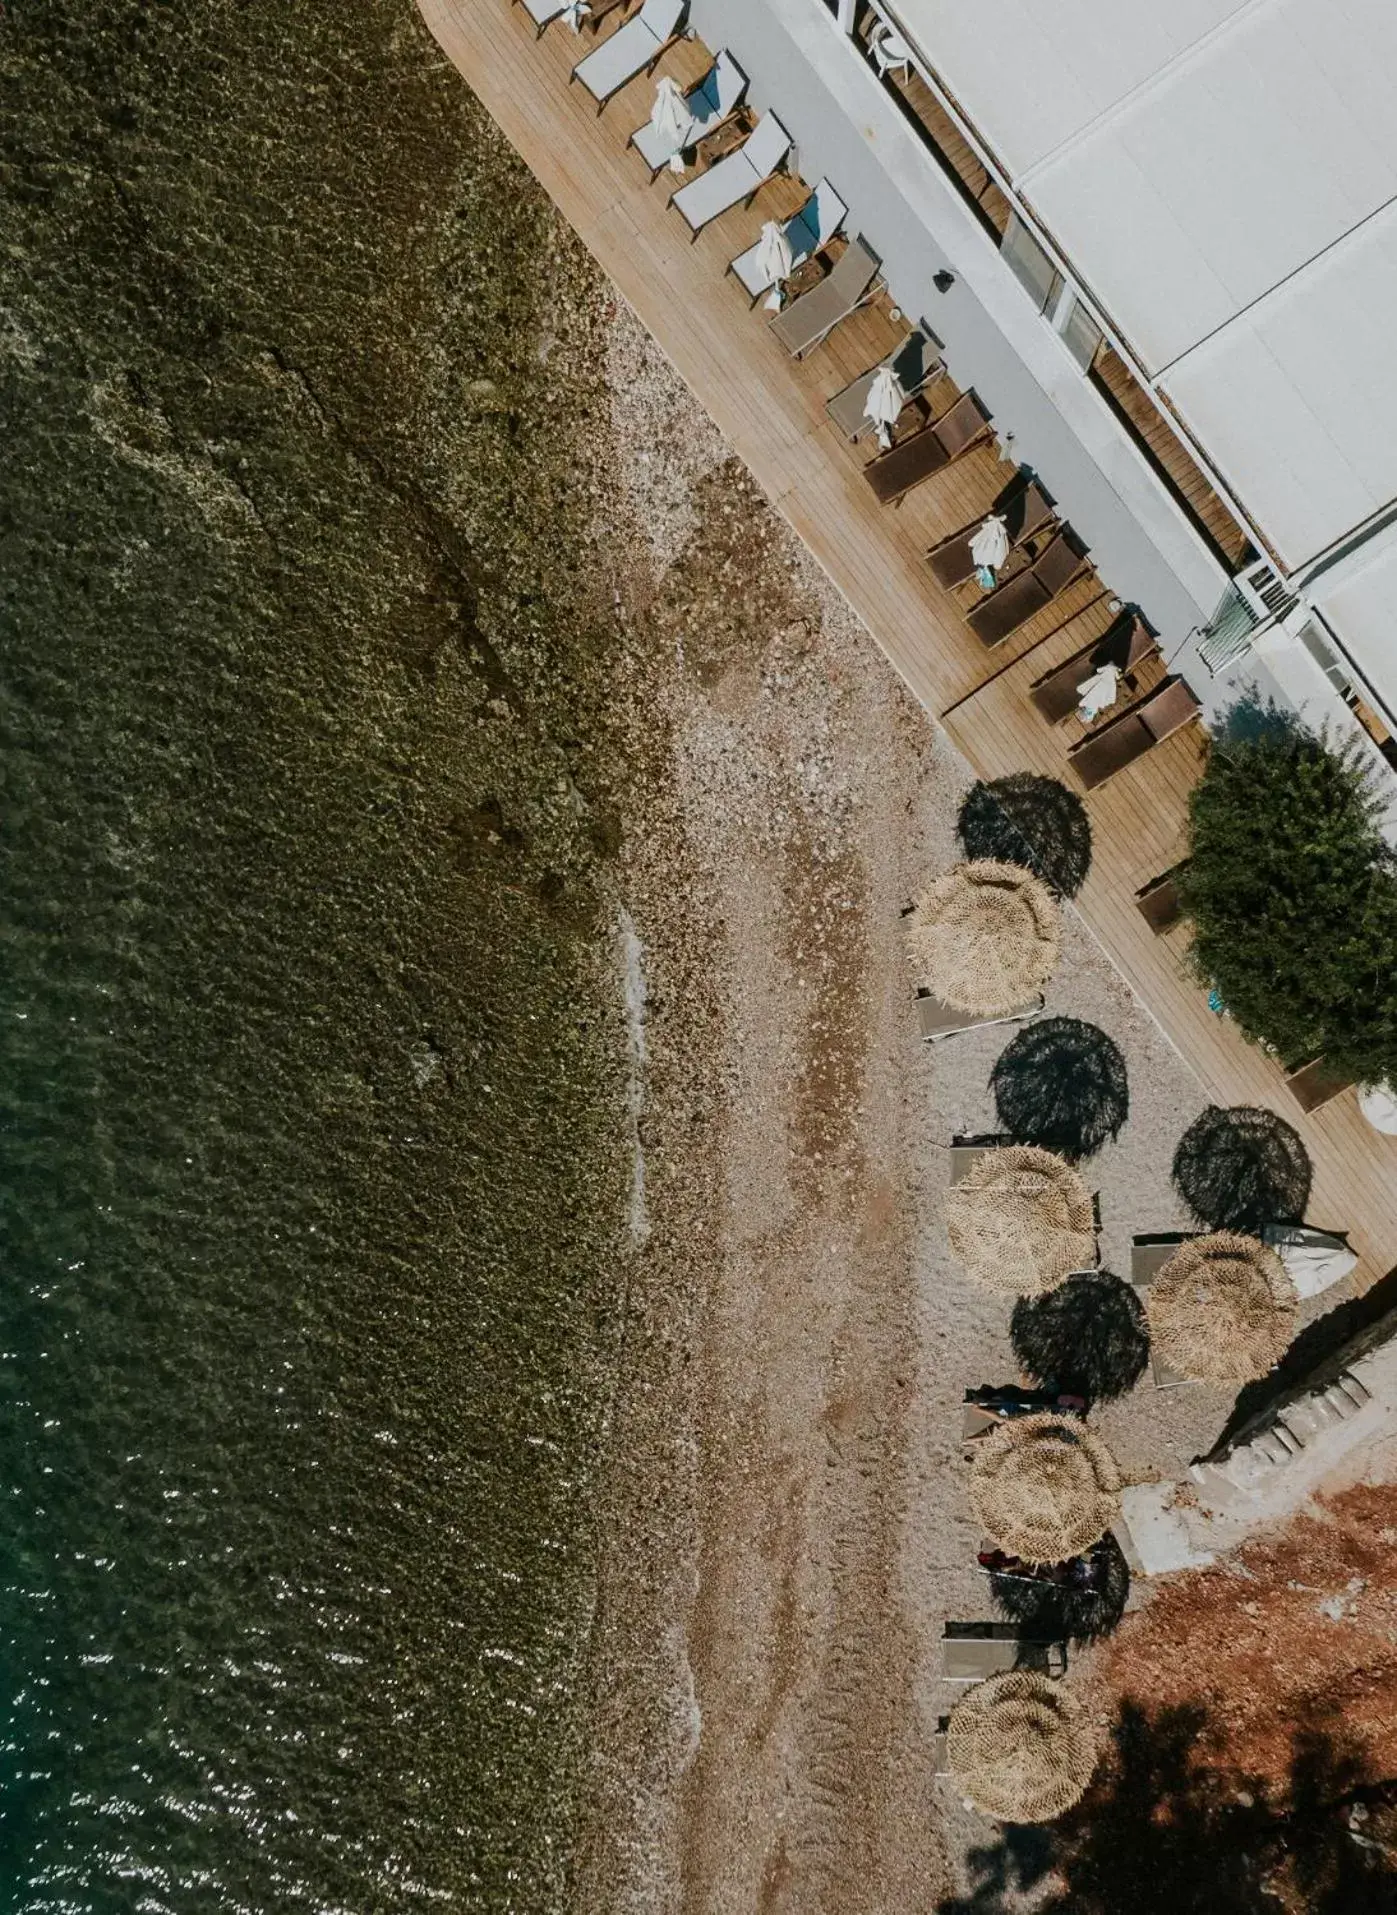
[686,0,1397,812]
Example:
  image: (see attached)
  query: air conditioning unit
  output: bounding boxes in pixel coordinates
[1233,557,1297,624]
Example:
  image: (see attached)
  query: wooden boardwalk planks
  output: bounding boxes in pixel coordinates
[418,0,1397,1285]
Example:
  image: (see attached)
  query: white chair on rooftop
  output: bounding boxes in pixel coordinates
[869,23,913,81]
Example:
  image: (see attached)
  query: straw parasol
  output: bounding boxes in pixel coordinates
[946,1145,1096,1295]
[946,1671,1098,1822]
[906,860,1060,1016]
[970,1413,1121,1562]
[1146,1231,1298,1383]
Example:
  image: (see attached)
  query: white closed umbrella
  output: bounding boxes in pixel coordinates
[1075,663,1121,723]
[561,0,591,28]
[756,219,796,310]
[970,513,1011,572]
[863,365,906,449]
[649,76,694,173]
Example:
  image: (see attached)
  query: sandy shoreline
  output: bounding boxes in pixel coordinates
[559,303,1325,1911]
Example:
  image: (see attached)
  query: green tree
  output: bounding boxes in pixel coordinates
[1179,715,1397,1085]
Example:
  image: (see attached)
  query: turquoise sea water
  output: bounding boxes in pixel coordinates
[2,2,629,1906]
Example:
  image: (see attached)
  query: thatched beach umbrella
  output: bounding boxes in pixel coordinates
[1147,1231,1298,1383]
[946,1145,1096,1295]
[970,1413,1121,1562]
[906,860,1060,1016]
[946,1671,1098,1822]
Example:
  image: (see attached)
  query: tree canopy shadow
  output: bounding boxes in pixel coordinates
[987,1532,1131,1647]
[957,773,1093,899]
[991,1017,1129,1160]
[1172,1103,1312,1233]
[1011,1270,1149,1402]
[937,1700,1397,1915]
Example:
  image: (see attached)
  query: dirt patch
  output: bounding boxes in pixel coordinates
[1092,1482,1397,1790]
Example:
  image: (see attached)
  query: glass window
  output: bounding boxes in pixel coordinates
[1001,213,1062,314]
[1059,295,1104,372]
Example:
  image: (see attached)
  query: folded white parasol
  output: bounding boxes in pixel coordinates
[1075,663,1120,723]
[970,513,1011,572]
[649,76,694,170]
[756,219,796,309]
[863,365,906,449]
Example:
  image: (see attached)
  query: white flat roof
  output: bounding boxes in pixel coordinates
[1307,517,1397,721]
[891,0,1397,570]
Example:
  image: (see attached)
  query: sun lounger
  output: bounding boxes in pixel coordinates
[628,51,747,179]
[966,530,1089,647]
[1130,1235,1199,1389]
[864,392,991,506]
[962,1389,1085,1448]
[1283,1056,1355,1114]
[948,1134,1004,1183]
[519,0,583,37]
[941,1622,1066,1681]
[571,0,686,110]
[826,328,942,442]
[767,230,881,354]
[1068,676,1201,790]
[668,110,791,235]
[1030,612,1158,724]
[1135,864,1186,935]
[916,988,1042,1042]
[729,180,849,305]
[927,480,1055,590]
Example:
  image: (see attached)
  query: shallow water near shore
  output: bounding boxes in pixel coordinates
[1,2,631,1906]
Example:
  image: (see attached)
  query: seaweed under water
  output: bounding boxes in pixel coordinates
[0,0,635,1905]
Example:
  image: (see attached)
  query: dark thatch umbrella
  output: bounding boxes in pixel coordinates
[989,1533,1131,1646]
[1011,1270,1150,1402]
[957,774,1093,899]
[991,1017,1129,1161]
[1172,1104,1312,1232]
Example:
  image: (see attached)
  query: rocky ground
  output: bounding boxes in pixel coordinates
[569,301,1302,1913]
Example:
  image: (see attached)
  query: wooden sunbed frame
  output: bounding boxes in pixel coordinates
[1067,676,1201,790]
[864,391,991,507]
[1029,611,1158,724]
[1284,1055,1355,1114]
[927,478,1055,590]
[769,235,882,355]
[966,529,1089,647]
[1135,862,1187,935]
[826,326,942,442]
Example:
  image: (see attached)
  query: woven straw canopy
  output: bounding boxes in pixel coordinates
[1147,1231,1298,1383]
[946,1145,1096,1295]
[970,1413,1121,1562]
[946,1671,1098,1822]
[906,860,1060,1016]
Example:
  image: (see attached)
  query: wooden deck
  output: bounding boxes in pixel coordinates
[419,0,1397,1288]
